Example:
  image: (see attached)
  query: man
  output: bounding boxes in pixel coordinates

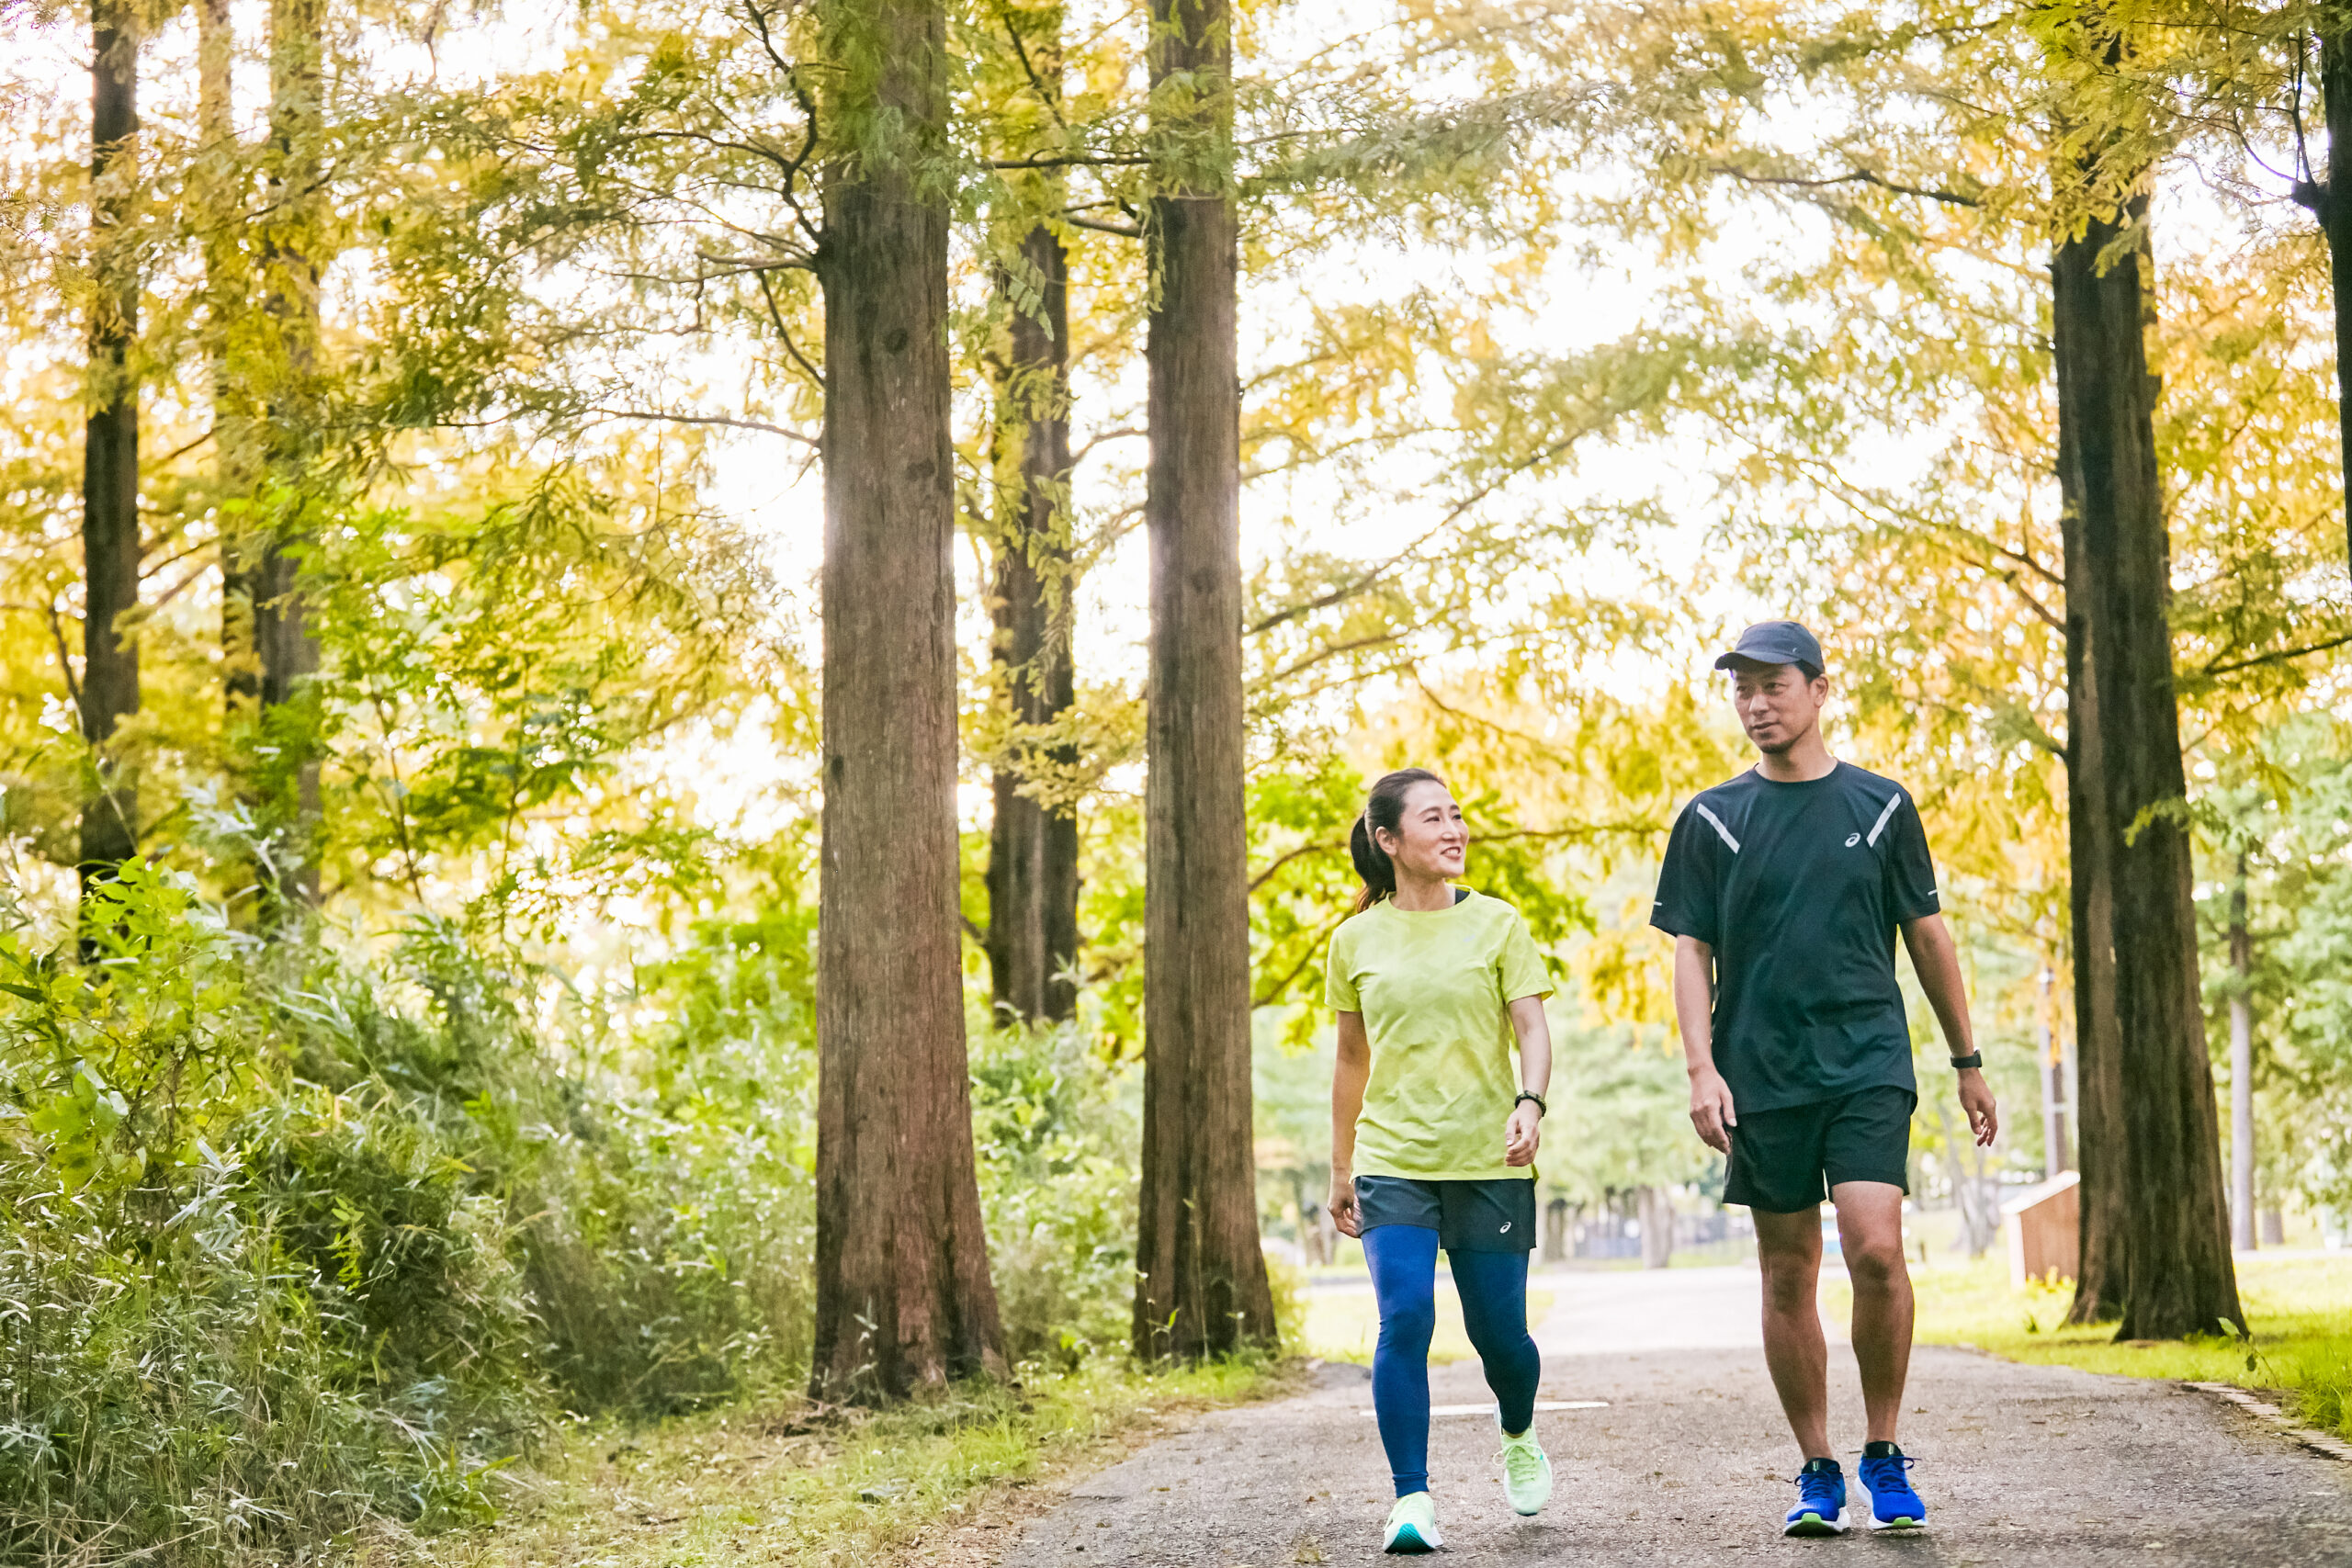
[1650,620,1997,1537]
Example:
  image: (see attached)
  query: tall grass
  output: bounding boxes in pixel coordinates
[2268,1339,2352,1439]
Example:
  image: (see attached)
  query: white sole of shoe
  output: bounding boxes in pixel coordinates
[1868,1511,1926,1531]
[1782,1506,1851,1537]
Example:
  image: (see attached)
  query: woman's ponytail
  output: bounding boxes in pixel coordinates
[1351,767,1444,912]
[1350,813,1395,912]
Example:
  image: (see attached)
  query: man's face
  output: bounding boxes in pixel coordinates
[1729,660,1826,756]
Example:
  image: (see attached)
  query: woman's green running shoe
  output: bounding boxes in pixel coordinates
[1382,1492,1442,1553]
[1498,1416,1553,1515]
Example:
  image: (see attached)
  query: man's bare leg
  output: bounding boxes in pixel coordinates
[1832,1180,1913,1445]
[1752,1207,1832,1458]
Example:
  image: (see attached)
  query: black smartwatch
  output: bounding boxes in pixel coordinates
[1949,1053,1983,1070]
[1515,1090,1548,1117]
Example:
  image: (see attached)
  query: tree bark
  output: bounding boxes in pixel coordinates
[221,0,326,913]
[2059,483,2127,1320]
[1132,0,1276,1360]
[2050,195,2245,1340]
[80,0,141,893]
[809,0,1004,1402]
[2299,32,2352,580]
[2228,856,2256,1253]
[201,0,265,773]
[2038,963,2070,1176]
[1635,1186,1674,1270]
[986,2,1080,1026]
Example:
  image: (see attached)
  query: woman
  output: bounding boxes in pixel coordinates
[1328,767,1556,1553]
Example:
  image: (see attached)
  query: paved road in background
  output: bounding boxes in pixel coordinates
[1009,1266,2352,1565]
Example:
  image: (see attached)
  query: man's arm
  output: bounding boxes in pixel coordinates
[1674,934,1736,1153]
[1901,912,1998,1146]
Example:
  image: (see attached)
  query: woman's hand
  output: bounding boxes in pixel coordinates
[1503,1100,1542,1166]
[1329,1172,1362,1238]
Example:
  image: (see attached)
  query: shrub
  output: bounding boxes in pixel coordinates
[970,1021,1139,1367]
[0,866,1161,1562]
[516,912,820,1412]
[0,867,542,1562]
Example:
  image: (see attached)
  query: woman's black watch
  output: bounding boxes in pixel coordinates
[1514,1090,1547,1117]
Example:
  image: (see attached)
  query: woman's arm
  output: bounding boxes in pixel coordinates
[1503,995,1552,1166]
[1329,1010,1371,1236]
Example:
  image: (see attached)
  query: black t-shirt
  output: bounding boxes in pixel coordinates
[1649,761,1941,1113]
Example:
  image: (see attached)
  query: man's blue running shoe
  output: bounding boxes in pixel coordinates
[1782,1457,1849,1537]
[1859,1444,1926,1530]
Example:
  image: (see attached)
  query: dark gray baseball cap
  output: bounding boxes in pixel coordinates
[1713,620,1825,675]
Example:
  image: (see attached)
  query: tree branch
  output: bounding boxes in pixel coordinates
[1252,919,1348,1008]
[588,406,819,447]
[2198,630,2352,678]
[1250,838,1343,893]
[1247,434,1578,637]
[1712,164,1981,208]
[989,152,1150,169]
[1062,213,1142,239]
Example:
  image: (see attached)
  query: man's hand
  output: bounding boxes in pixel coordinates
[1958,1068,1998,1146]
[1688,1065,1737,1154]
[1504,1101,1542,1166]
[1329,1172,1362,1238]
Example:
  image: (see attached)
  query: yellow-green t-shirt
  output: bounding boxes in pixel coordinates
[1324,889,1554,1182]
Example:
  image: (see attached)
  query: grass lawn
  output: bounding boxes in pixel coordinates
[387,1358,1288,1568]
[1827,1250,2352,1439]
[1298,1280,1555,1364]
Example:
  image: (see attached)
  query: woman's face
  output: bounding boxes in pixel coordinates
[1376,780,1467,882]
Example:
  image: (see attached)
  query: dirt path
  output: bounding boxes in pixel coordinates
[1009,1267,2352,1565]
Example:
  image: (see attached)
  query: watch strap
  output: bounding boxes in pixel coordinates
[1949,1052,1983,1070]
[1514,1089,1548,1117]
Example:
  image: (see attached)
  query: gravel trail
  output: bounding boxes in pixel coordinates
[1009,1266,2352,1566]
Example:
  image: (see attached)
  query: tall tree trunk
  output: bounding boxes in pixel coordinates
[1132,0,1275,1360]
[80,0,141,895]
[2298,32,2352,579]
[2228,856,2256,1253]
[809,0,1004,1402]
[986,1,1080,1027]
[203,0,266,806]
[198,0,254,608]
[2038,963,2069,1176]
[231,0,326,912]
[2060,506,2127,1320]
[2050,194,2245,1340]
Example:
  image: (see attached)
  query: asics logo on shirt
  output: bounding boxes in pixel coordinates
[1846,833,1860,846]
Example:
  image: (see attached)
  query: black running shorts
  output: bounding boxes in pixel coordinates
[1723,1086,1915,1213]
[1353,1174,1537,1253]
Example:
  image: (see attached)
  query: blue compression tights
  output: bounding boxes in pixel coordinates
[1362,1224,1541,1497]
